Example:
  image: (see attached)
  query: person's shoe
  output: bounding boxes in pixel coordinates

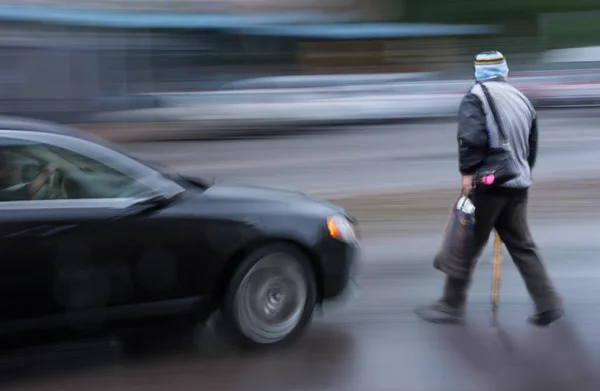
[415,299,465,324]
[528,308,564,327]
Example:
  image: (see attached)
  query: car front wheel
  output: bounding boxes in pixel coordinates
[222,243,317,348]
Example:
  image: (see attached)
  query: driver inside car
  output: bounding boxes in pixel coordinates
[0,151,58,201]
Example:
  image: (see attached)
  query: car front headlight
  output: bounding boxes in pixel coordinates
[327,215,358,244]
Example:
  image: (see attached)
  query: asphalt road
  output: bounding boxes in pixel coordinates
[4,110,600,391]
[4,222,600,391]
[126,108,600,197]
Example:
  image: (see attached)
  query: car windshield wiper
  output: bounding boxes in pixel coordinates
[111,194,172,220]
[131,193,172,206]
[122,193,174,214]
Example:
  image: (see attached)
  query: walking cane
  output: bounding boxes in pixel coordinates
[491,230,517,355]
[492,230,503,327]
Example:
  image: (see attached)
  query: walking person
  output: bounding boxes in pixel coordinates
[415,51,563,326]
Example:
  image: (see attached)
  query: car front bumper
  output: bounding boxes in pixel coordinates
[318,238,361,302]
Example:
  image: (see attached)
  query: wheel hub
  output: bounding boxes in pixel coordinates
[235,253,309,344]
[264,284,287,317]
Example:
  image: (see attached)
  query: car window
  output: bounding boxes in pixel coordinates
[0,137,155,202]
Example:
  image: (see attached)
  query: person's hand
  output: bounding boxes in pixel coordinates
[461,174,473,195]
[29,163,59,199]
[41,163,58,176]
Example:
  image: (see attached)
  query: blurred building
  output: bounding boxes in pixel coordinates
[0,3,356,120]
[275,24,497,74]
[0,3,497,122]
[0,0,393,19]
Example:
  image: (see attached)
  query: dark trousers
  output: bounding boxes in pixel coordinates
[445,189,562,313]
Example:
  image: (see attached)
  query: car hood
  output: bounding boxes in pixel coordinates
[201,182,348,217]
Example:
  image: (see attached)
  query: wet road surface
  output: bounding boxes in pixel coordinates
[4,112,600,390]
[2,217,600,391]
[126,109,600,196]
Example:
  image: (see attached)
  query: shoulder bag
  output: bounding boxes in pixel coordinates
[474,82,519,188]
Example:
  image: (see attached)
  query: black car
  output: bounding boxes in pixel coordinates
[0,117,359,350]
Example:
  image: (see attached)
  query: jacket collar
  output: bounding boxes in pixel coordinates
[477,75,506,83]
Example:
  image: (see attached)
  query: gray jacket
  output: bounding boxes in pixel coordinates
[457,77,537,189]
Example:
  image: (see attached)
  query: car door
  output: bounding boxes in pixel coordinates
[0,200,136,334]
[0,130,206,336]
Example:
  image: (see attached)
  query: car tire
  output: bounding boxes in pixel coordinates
[221,243,317,349]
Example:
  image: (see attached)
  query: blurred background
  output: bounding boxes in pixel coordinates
[3,1,600,391]
[2,0,600,133]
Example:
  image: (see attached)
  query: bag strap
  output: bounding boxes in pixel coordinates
[477,81,508,143]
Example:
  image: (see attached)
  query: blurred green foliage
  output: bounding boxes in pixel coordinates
[404,0,600,24]
[402,0,600,49]
[541,12,600,49]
